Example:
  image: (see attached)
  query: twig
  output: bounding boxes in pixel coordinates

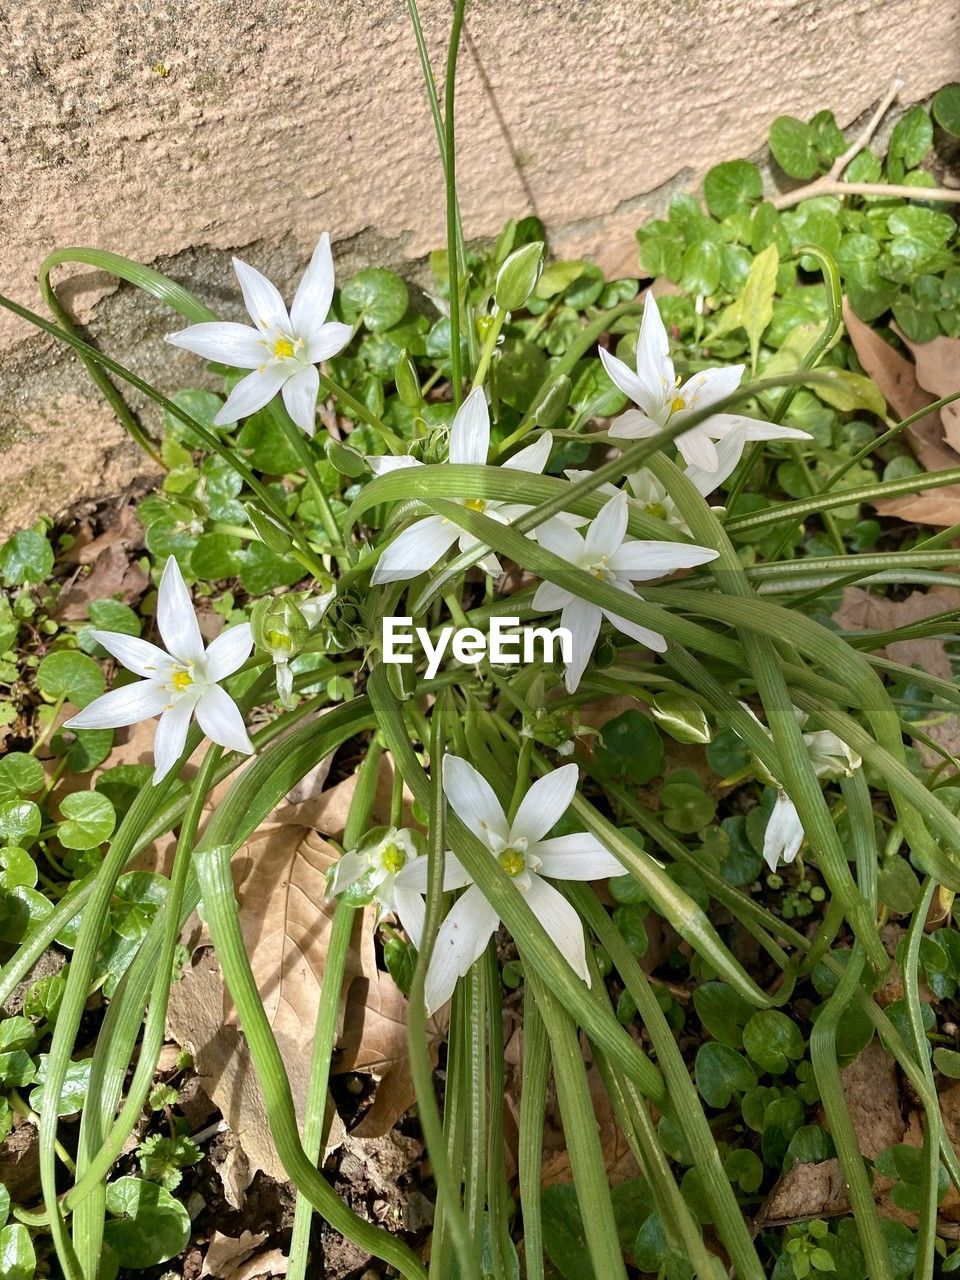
[770,77,960,210]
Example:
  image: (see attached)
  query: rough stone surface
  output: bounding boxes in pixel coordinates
[1,0,959,533]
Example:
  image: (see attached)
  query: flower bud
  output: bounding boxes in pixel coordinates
[325,437,366,478]
[533,374,572,427]
[395,349,422,408]
[251,596,309,662]
[494,241,545,312]
[245,503,290,555]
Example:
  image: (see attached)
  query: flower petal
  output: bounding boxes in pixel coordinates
[215,364,290,425]
[442,755,509,849]
[195,684,254,756]
[306,321,353,363]
[394,851,473,893]
[608,539,718,578]
[424,883,499,1015]
[204,623,254,683]
[232,256,290,333]
[510,763,579,845]
[281,364,320,435]
[603,589,668,652]
[524,874,590,985]
[391,885,427,950]
[707,412,811,444]
[584,492,628,562]
[532,580,573,611]
[560,596,602,693]
[166,321,265,368]
[64,681,169,730]
[633,294,675,414]
[152,697,196,783]
[503,432,552,474]
[370,515,460,584]
[608,408,661,440]
[763,793,804,872]
[366,454,423,477]
[329,850,367,895]
[678,365,743,415]
[290,233,335,340]
[685,426,748,495]
[675,428,719,473]
[599,347,659,418]
[535,517,584,563]
[448,386,490,466]
[536,833,624,880]
[157,557,205,664]
[88,631,171,679]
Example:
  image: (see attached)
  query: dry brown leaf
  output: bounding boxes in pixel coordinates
[55,504,149,619]
[226,1251,289,1280]
[895,328,960,452]
[201,1231,270,1279]
[761,1158,851,1225]
[833,586,960,760]
[842,298,960,526]
[839,1039,906,1159]
[539,1048,641,1188]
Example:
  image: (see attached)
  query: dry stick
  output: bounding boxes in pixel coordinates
[771,77,960,210]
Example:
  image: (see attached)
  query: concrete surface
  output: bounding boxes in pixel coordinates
[1,0,958,534]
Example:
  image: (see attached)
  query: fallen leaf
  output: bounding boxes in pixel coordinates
[760,1158,851,1225]
[838,1039,906,1160]
[843,299,960,526]
[201,1230,268,1279]
[55,504,149,619]
[895,327,960,452]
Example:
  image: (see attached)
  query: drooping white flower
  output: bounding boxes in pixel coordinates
[167,233,352,435]
[395,757,623,1014]
[329,827,427,947]
[64,557,253,783]
[763,792,804,873]
[370,387,552,584]
[599,293,810,473]
[804,730,861,780]
[532,491,718,692]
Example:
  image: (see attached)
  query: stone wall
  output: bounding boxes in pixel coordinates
[1,0,958,534]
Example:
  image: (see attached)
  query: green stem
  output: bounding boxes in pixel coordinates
[443,0,468,405]
[471,307,506,391]
[517,986,549,1280]
[318,371,404,452]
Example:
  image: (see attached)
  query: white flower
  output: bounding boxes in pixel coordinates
[763,792,804,873]
[804,729,861,779]
[64,557,254,783]
[532,491,718,692]
[329,827,426,947]
[599,293,809,473]
[395,757,623,1014]
[370,387,552,584]
[167,233,352,436]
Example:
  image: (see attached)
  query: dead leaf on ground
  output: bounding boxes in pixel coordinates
[761,1158,851,1225]
[833,586,960,760]
[843,299,960,526]
[895,326,960,452]
[55,503,149,619]
[200,1230,270,1279]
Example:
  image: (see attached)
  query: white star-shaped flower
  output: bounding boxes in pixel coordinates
[64,557,254,783]
[329,827,427,947]
[599,293,810,473]
[395,757,623,1014]
[533,491,718,692]
[167,233,352,435]
[369,387,552,584]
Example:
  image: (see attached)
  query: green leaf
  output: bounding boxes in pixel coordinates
[239,543,305,595]
[650,691,711,744]
[137,1134,202,1191]
[743,1010,805,1074]
[703,160,763,219]
[535,260,605,308]
[191,532,244,581]
[540,1184,595,1280]
[0,754,45,803]
[593,710,663,786]
[104,1176,191,1269]
[341,268,408,332]
[711,243,778,373]
[879,856,921,914]
[237,409,302,473]
[0,847,37,891]
[30,1055,91,1116]
[933,85,960,138]
[497,338,548,411]
[164,388,230,443]
[0,801,40,848]
[889,105,933,170]
[694,982,754,1049]
[0,1223,36,1280]
[86,598,141,637]
[0,530,53,587]
[934,1047,960,1078]
[680,240,721,296]
[58,791,116,850]
[813,369,886,417]
[695,1042,757,1108]
[36,650,105,708]
[0,1016,35,1052]
[769,116,820,179]
[53,725,115,774]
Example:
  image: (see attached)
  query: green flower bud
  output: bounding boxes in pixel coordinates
[325,437,367,478]
[321,588,370,649]
[251,596,309,662]
[395,349,422,408]
[533,374,572,427]
[494,241,545,312]
[245,503,290,554]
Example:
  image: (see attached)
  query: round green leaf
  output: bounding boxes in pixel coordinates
[769,116,820,179]
[933,1047,960,1079]
[104,1176,192,1269]
[594,710,664,786]
[0,530,53,587]
[703,160,763,219]
[933,85,960,138]
[0,1223,36,1280]
[0,848,37,891]
[0,801,40,848]
[341,268,408,332]
[58,791,116,850]
[695,1042,757,1108]
[0,754,45,803]
[743,1010,805,1074]
[36,651,105,708]
[52,726,115,774]
[694,982,753,1049]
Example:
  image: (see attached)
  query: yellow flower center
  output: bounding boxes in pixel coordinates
[670,395,686,414]
[171,670,194,693]
[273,337,296,360]
[266,627,293,652]
[646,501,668,520]
[465,497,486,512]
[498,847,526,877]
[381,842,407,874]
